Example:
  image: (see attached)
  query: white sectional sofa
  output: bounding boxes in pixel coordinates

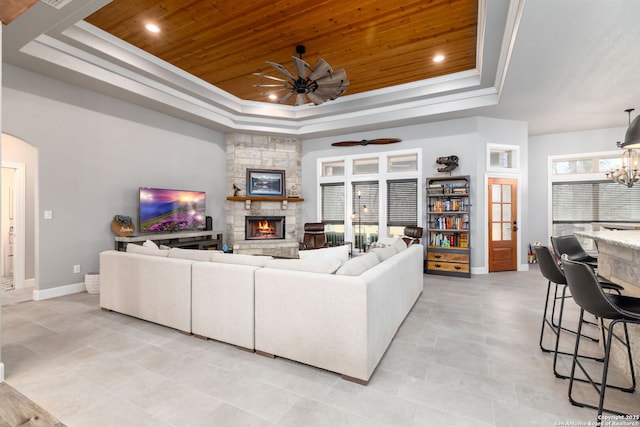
[100,250,194,333]
[254,244,424,383]
[99,239,424,384]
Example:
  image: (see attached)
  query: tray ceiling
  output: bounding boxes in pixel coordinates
[85,0,478,104]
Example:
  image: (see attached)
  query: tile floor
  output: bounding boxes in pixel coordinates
[1,268,639,426]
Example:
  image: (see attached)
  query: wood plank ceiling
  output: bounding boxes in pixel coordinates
[0,0,39,25]
[86,0,478,105]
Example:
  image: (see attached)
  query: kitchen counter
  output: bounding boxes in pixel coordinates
[575,230,640,383]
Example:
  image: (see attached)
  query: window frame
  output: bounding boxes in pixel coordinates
[317,148,422,243]
[548,150,637,249]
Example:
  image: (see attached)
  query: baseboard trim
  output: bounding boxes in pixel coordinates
[33,282,85,301]
[0,362,4,382]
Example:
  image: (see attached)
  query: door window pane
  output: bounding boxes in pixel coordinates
[492,223,501,241]
[502,184,511,202]
[502,223,511,240]
[492,204,501,221]
[492,185,501,202]
[503,204,511,221]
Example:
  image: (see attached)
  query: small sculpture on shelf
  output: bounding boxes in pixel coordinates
[111,214,135,237]
[287,185,300,198]
[232,183,242,197]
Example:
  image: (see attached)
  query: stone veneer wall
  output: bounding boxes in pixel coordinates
[225,133,302,257]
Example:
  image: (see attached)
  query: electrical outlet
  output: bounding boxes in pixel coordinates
[44,210,53,220]
[73,265,80,274]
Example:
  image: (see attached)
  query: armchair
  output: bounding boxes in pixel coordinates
[301,223,329,250]
[401,226,423,246]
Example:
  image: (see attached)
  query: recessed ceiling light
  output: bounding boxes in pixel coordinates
[433,55,445,63]
[145,23,161,33]
[268,94,278,100]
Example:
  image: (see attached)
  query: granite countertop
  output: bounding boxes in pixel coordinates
[575,230,640,250]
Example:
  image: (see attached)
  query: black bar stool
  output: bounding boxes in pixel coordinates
[551,235,598,269]
[561,255,639,423]
[534,245,620,379]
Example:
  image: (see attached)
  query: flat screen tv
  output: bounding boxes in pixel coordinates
[139,187,206,233]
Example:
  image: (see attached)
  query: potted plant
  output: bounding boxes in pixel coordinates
[111,215,135,236]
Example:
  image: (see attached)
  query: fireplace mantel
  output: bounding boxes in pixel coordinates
[227,196,304,210]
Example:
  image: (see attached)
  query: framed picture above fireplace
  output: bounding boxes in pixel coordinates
[246,169,286,197]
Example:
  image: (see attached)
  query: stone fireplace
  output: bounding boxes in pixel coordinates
[245,216,285,240]
[225,133,302,258]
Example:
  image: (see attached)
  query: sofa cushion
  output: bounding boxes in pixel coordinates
[335,253,380,276]
[210,252,273,267]
[167,247,218,262]
[372,237,407,253]
[265,258,342,274]
[298,244,350,263]
[126,243,169,257]
[357,252,380,269]
[371,246,397,262]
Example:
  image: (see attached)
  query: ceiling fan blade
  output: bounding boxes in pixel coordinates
[308,58,333,81]
[307,92,328,105]
[266,61,295,80]
[252,73,288,82]
[278,92,294,104]
[295,93,308,106]
[260,88,289,96]
[292,56,311,79]
[316,69,346,84]
[331,138,402,147]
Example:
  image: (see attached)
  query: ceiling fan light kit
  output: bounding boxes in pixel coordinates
[254,45,350,106]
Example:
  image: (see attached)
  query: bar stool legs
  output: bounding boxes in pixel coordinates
[567,311,637,422]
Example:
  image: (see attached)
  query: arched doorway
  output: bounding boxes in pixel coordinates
[1,133,38,303]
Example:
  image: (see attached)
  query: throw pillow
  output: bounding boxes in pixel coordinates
[126,243,169,257]
[371,246,396,262]
[374,237,407,253]
[335,255,374,276]
[143,239,160,250]
[369,241,389,249]
[264,258,342,274]
[298,244,350,263]
[335,258,367,276]
[357,252,380,270]
[210,252,273,267]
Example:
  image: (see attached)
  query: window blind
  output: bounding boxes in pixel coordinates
[352,181,379,225]
[387,179,418,226]
[552,181,640,223]
[321,183,344,224]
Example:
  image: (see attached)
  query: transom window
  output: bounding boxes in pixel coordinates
[318,149,421,248]
[549,151,640,250]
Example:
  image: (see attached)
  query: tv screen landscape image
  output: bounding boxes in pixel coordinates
[139,188,206,233]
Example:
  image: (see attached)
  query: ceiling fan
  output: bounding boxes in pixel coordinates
[331,138,402,147]
[254,45,349,106]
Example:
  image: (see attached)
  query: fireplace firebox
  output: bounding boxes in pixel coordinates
[245,216,285,240]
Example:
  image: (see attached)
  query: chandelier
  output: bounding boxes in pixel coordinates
[253,45,349,106]
[605,108,640,188]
